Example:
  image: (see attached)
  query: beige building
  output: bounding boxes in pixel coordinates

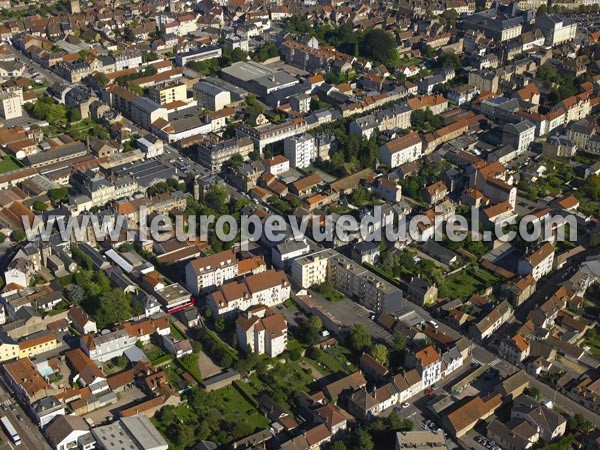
[148,81,188,105]
[0,332,18,362]
[291,249,335,289]
[0,88,23,120]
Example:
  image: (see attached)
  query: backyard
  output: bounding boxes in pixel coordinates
[0,156,21,174]
[440,267,499,299]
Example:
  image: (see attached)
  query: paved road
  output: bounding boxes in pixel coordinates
[6,43,66,87]
[0,387,51,450]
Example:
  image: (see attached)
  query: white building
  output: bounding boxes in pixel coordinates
[272,239,311,270]
[193,80,231,111]
[45,415,95,450]
[284,133,317,168]
[503,120,536,153]
[536,14,577,46]
[379,132,423,168]
[262,155,290,175]
[405,345,441,388]
[291,249,335,289]
[236,305,287,357]
[518,243,555,281]
[185,249,239,296]
[136,134,164,158]
[0,88,23,120]
[207,269,291,317]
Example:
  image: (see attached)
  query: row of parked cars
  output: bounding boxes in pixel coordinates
[476,435,503,450]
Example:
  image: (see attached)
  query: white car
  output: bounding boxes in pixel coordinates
[401,402,409,408]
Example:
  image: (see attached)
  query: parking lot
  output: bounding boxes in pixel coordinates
[306,291,393,343]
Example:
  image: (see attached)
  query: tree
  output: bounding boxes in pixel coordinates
[67,108,81,122]
[362,29,399,67]
[350,429,374,450]
[583,174,600,201]
[95,289,133,329]
[370,344,389,366]
[47,187,69,206]
[441,9,459,27]
[65,284,84,305]
[224,153,244,169]
[348,324,371,353]
[252,42,279,62]
[524,386,540,400]
[32,201,48,212]
[300,315,323,345]
[537,5,547,14]
[0,232,5,243]
[438,51,461,70]
[11,230,26,242]
[330,441,347,450]
[95,72,109,87]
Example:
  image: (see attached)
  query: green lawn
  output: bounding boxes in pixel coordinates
[398,56,423,66]
[212,385,269,430]
[441,267,499,299]
[0,156,21,174]
[306,345,355,376]
[584,329,600,357]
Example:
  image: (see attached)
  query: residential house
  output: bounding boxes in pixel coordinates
[469,300,512,341]
[405,345,441,389]
[518,243,555,281]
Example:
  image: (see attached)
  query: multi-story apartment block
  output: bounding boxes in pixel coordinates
[107,86,168,131]
[185,249,239,296]
[207,269,291,317]
[292,249,404,313]
[284,133,316,169]
[197,136,254,172]
[0,87,23,120]
[291,249,333,288]
[148,81,187,105]
[236,305,287,357]
[379,132,423,168]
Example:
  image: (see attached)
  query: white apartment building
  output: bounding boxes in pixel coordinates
[378,132,423,168]
[207,269,291,317]
[185,249,239,296]
[406,345,442,388]
[236,306,287,357]
[284,133,317,168]
[536,14,577,46]
[518,242,555,280]
[81,329,137,362]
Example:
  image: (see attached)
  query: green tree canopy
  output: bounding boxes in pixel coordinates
[362,29,399,67]
[348,323,372,353]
